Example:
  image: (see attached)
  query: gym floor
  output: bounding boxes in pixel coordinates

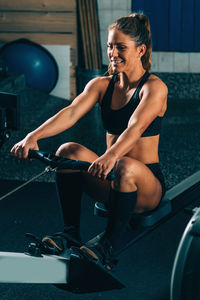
[0,97,199,299]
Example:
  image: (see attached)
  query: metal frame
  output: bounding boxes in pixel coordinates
[170,207,200,300]
[0,252,69,284]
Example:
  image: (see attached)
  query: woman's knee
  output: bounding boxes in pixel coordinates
[56,142,98,162]
[113,157,140,191]
[56,142,83,159]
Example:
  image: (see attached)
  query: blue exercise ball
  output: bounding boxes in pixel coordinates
[0,39,59,93]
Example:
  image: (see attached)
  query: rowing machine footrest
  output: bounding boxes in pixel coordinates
[94,202,110,218]
[94,200,172,227]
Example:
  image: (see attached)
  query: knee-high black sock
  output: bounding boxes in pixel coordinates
[104,189,137,248]
[56,172,83,240]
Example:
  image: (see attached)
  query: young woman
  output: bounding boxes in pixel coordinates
[11,13,168,269]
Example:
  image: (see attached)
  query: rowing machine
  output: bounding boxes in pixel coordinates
[0,150,199,293]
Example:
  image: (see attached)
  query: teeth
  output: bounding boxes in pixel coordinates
[111,60,123,63]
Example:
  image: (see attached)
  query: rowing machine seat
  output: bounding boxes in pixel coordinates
[94,192,172,227]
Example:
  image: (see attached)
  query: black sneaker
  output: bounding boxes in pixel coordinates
[80,236,118,270]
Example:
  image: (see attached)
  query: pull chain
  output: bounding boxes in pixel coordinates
[0,166,56,202]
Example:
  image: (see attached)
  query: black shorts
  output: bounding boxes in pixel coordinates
[146,163,166,197]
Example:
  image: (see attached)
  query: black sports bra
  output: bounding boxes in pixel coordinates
[100,72,163,137]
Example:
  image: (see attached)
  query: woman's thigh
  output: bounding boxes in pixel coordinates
[113,157,163,213]
[135,165,163,213]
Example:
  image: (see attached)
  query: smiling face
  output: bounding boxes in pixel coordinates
[107,28,146,74]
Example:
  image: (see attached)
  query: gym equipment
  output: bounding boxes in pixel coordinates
[0,91,19,148]
[170,206,200,300]
[28,150,115,180]
[0,150,199,293]
[0,39,58,93]
[0,247,124,293]
[0,57,8,78]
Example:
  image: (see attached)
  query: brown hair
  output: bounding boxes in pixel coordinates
[108,12,152,73]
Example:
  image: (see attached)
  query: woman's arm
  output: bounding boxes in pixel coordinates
[11,77,106,158]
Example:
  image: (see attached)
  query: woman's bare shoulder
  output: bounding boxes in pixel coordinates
[148,73,168,94]
[139,73,168,111]
[84,75,113,103]
[87,75,112,87]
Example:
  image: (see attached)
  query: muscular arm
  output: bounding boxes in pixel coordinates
[29,78,103,140]
[11,77,106,158]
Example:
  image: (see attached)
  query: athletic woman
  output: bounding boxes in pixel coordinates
[11,13,168,269]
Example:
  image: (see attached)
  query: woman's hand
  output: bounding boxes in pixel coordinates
[10,133,39,160]
[88,151,117,180]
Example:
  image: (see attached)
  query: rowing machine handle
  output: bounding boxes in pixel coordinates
[28,150,115,181]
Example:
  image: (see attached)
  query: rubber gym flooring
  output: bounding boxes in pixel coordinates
[0,98,199,299]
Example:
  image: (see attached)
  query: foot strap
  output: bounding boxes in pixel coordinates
[25,233,60,255]
[42,231,82,252]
